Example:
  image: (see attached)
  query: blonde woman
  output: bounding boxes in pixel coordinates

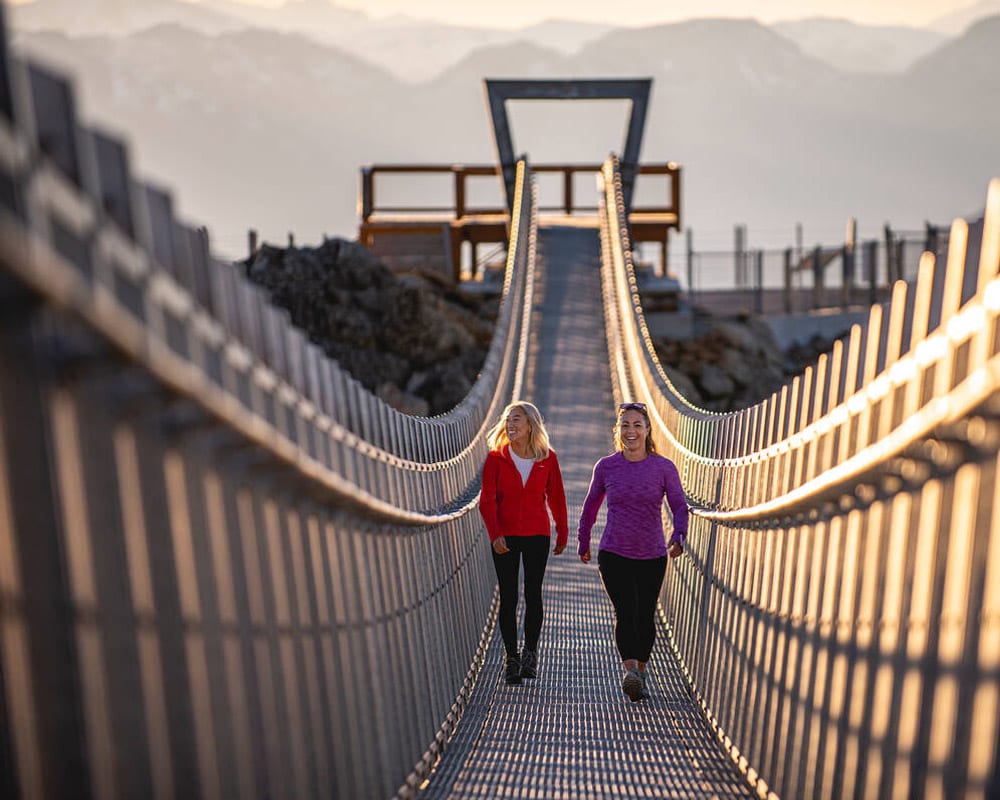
[577,402,688,701]
[479,401,568,685]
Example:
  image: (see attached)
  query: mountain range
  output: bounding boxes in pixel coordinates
[6,0,1000,261]
[12,0,1000,79]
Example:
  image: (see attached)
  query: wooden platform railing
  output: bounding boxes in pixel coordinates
[359,161,681,282]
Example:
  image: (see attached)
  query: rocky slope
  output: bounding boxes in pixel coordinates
[242,238,496,416]
[653,314,846,412]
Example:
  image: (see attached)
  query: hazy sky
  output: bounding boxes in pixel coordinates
[195,0,973,28]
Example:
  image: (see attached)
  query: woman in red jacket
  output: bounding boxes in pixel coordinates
[479,401,568,685]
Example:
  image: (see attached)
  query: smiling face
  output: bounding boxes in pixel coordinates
[617,409,649,457]
[505,406,532,447]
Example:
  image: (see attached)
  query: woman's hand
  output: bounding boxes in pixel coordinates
[492,536,510,554]
[553,542,566,555]
[668,540,683,559]
[579,549,591,564]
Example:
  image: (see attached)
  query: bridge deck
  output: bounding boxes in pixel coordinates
[420,227,752,798]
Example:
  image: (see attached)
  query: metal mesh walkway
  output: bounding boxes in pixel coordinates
[420,226,752,799]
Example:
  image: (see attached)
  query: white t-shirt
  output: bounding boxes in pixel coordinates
[510,450,535,485]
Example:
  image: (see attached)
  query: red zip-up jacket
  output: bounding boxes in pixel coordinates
[479,445,569,548]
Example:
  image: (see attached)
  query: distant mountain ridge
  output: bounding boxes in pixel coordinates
[8,0,247,35]
[772,18,946,73]
[13,0,998,81]
[7,0,617,81]
[8,9,999,260]
[929,0,1000,34]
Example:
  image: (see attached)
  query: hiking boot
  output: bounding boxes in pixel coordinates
[520,649,538,679]
[505,655,522,685]
[622,668,643,702]
[639,669,650,699]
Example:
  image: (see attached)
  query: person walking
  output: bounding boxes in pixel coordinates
[577,401,688,701]
[479,401,568,685]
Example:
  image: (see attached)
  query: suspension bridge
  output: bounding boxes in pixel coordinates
[0,8,998,800]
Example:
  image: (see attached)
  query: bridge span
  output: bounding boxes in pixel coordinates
[418,224,752,799]
[0,8,999,800]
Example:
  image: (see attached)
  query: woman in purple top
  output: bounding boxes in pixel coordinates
[578,402,688,702]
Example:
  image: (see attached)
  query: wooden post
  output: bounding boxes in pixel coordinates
[360,167,374,220]
[843,217,856,309]
[564,168,573,215]
[450,227,462,284]
[669,163,681,235]
[812,244,823,309]
[866,240,878,306]
[783,247,792,313]
[454,167,466,220]
[685,228,694,300]
[754,250,763,315]
[734,224,744,288]
[883,224,895,283]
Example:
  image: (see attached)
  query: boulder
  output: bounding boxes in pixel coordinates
[376,382,430,417]
[662,364,703,405]
[699,363,736,399]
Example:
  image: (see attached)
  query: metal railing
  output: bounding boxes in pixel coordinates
[4,3,998,795]
[600,154,1000,799]
[680,226,954,316]
[0,11,541,797]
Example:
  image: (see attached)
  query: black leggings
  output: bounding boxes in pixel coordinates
[491,535,550,658]
[598,550,668,663]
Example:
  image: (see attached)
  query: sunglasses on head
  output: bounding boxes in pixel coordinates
[618,402,646,412]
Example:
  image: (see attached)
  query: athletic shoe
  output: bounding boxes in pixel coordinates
[505,655,522,685]
[639,669,650,699]
[622,668,643,701]
[520,649,538,679]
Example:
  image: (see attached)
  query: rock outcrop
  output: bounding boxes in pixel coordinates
[242,238,495,416]
[653,314,849,412]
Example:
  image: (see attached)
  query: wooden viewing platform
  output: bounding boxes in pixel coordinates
[358,162,681,283]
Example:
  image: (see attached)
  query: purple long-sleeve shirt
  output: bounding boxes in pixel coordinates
[577,452,689,559]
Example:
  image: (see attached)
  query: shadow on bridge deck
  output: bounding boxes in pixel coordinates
[420,226,752,798]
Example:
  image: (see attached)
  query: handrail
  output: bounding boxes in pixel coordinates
[0,157,536,523]
[599,152,1000,800]
[601,156,1000,516]
[0,24,542,800]
[361,161,681,223]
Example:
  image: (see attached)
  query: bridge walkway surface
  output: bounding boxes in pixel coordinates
[419,225,753,798]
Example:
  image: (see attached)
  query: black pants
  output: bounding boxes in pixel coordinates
[491,535,550,658]
[598,549,668,663]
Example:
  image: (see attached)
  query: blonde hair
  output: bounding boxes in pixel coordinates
[614,404,658,455]
[487,401,551,460]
